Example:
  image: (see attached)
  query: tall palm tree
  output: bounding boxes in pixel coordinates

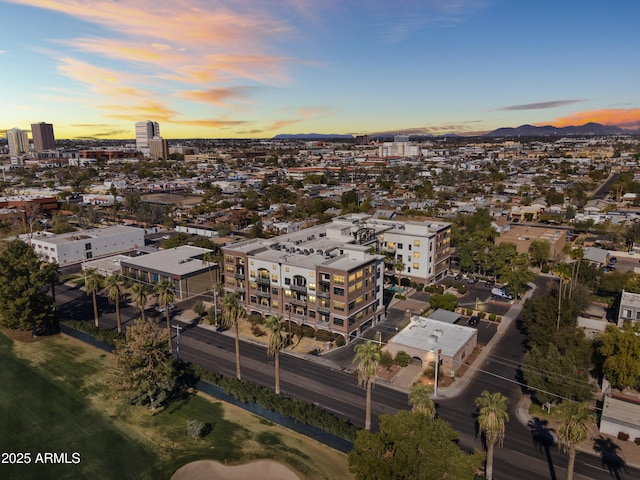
[557,401,593,480]
[130,281,150,322]
[264,314,285,394]
[84,268,103,328]
[221,292,244,380]
[475,390,509,480]
[408,383,436,420]
[155,279,175,353]
[104,274,125,333]
[353,340,381,431]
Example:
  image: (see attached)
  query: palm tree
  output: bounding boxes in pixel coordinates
[557,401,593,480]
[353,340,381,431]
[130,281,150,322]
[221,292,244,380]
[104,274,125,333]
[155,279,175,353]
[475,390,509,480]
[264,315,285,394]
[408,383,436,420]
[84,268,103,328]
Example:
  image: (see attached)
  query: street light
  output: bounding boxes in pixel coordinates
[432,348,442,396]
[172,324,183,361]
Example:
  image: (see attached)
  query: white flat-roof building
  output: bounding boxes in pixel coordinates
[24,225,145,265]
[385,315,477,375]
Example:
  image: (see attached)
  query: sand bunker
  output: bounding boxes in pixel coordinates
[171,459,301,480]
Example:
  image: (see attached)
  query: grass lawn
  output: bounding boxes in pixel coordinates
[0,331,352,480]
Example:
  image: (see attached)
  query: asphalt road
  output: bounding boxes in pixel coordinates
[54,277,639,480]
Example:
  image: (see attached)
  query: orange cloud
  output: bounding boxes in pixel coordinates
[179,87,255,108]
[543,108,640,129]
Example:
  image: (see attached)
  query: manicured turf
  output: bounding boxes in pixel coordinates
[0,333,162,479]
[0,332,352,480]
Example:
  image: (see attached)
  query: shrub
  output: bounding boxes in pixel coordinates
[315,328,333,342]
[61,320,125,346]
[457,284,467,294]
[251,324,265,337]
[496,316,502,323]
[416,283,424,292]
[334,335,346,347]
[618,431,630,441]
[635,437,640,446]
[394,294,407,300]
[425,285,435,293]
[247,313,263,325]
[192,300,206,318]
[187,419,208,441]
[478,311,487,319]
[541,264,550,273]
[379,351,394,369]
[466,309,473,316]
[301,324,315,338]
[488,313,496,322]
[394,351,411,367]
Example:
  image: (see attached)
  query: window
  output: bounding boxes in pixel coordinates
[225,265,235,273]
[624,309,632,318]
[308,282,316,290]
[271,274,278,282]
[333,318,344,326]
[272,300,279,308]
[413,252,420,259]
[309,310,316,318]
[348,273,356,283]
[85,242,92,251]
[308,294,316,303]
[250,269,256,277]
[285,278,291,285]
[413,263,420,269]
[334,301,345,311]
[636,311,640,320]
[397,243,403,249]
[414,240,421,247]
[333,275,345,285]
[225,255,234,262]
[388,241,395,249]
[333,287,345,296]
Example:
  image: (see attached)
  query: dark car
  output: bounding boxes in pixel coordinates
[609,256,617,263]
[468,315,479,326]
[485,279,495,287]
[467,276,479,284]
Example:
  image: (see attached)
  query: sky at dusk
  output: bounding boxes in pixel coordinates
[2,0,640,140]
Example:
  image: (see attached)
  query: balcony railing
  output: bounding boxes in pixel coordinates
[288,297,307,307]
[290,283,307,293]
[256,290,270,298]
[234,273,245,280]
[317,289,330,298]
[256,276,270,286]
[317,304,331,313]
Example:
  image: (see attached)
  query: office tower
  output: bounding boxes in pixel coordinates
[31,122,56,151]
[135,121,160,153]
[149,136,168,160]
[7,128,30,156]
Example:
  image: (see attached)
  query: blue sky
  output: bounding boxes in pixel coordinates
[1,0,640,139]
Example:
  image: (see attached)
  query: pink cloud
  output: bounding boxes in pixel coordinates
[542,108,640,130]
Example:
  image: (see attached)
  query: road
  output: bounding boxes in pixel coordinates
[54,277,638,479]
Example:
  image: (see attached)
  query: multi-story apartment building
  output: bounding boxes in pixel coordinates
[30,122,56,152]
[222,214,451,341]
[7,128,29,157]
[135,120,160,154]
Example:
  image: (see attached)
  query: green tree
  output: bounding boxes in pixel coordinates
[130,281,150,322]
[521,344,593,404]
[221,292,245,380]
[529,239,551,269]
[0,239,56,332]
[408,383,436,420]
[348,410,483,480]
[84,268,103,328]
[265,314,285,394]
[155,279,175,353]
[114,316,176,409]
[556,401,594,480]
[475,391,509,480]
[104,273,125,333]
[429,293,458,311]
[598,323,640,390]
[353,340,381,431]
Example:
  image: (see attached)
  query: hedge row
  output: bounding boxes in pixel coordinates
[61,320,125,345]
[191,364,357,441]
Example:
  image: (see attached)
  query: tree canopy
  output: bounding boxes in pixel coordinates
[348,410,484,480]
[0,239,56,332]
[598,323,640,390]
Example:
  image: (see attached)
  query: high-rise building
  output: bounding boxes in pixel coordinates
[31,122,56,151]
[135,121,160,154]
[7,128,30,156]
[149,136,169,160]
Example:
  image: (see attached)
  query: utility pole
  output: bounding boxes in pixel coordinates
[172,324,183,361]
[433,349,441,397]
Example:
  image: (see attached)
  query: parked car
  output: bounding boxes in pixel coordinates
[485,279,495,287]
[491,287,513,301]
[468,315,479,326]
[467,276,479,284]
[609,256,617,263]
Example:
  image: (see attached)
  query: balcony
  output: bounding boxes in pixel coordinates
[317,289,330,299]
[288,297,307,307]
[256,276,270,286]
[317,304,331,314]
[234,273,245,280]
[290,283,307,293]
[256,290,270,299]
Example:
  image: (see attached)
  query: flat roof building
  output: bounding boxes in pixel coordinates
[31,122,55,152]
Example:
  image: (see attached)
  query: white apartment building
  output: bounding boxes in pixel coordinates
[24,225,145,265]
[222,213,451,341]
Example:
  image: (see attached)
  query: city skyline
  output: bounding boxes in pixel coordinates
[1,0,640,140]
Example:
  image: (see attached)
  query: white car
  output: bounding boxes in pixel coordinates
[156,303,176,313]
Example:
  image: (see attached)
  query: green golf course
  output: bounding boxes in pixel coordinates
[0,331,350,480]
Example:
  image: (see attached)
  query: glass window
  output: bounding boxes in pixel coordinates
[414,240,421,247]
[334,301,345,311]
[333,275,345,285]
[413,252,420,259]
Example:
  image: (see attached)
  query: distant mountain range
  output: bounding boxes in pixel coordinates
[483,122,631,137]
[271,122,636,141]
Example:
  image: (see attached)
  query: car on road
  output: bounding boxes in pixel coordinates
[156,303,176,313]
[491,287,513,301]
